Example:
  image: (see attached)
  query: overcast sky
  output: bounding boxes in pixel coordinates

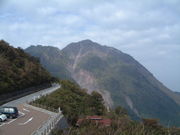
[0,0,180,92]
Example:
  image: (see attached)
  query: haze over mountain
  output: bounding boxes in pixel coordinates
[24,45,73,81]
[26,40,180,126]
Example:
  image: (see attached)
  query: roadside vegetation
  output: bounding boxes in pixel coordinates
[0,40,55,96]
[32,80,180,135]
[32,80,106,125]
[52,118,180,135]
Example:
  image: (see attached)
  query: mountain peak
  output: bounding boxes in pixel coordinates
[69,39,101,48]
[26,45,62,59]
[63,39,106,55]
[78,39,94,44]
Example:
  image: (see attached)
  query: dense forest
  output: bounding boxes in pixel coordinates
[32,81,180,135]
[0,40,54,95]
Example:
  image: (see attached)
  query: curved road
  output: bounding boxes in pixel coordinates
[0,83,61,135]
[2,83,60,107]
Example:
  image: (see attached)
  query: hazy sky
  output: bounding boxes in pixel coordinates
[0,0,180,92]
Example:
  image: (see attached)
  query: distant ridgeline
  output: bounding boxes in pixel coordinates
[0,40,55,96]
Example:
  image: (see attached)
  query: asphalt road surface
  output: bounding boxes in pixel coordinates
[0,104,52,135]
[0,84,61,135]
[2,83,60,107]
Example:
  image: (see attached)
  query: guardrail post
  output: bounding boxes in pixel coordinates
[48,124,50,132]
[52,121,53,128]
[58,107,61,113]
[51,122,53,129]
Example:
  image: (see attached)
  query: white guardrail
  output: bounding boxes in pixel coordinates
[32,108,63,135]
[29,83,63,135]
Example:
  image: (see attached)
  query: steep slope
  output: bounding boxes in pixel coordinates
[25,40,180,126]
[25,45,73,81]
[0,40,54,95]
[62,40,180,126]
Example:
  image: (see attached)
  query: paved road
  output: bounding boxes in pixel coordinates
[2,83,60,107]
[0,104,52,135]
[0,84,61,135]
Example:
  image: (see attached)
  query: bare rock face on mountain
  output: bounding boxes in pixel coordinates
[26,40,180,126]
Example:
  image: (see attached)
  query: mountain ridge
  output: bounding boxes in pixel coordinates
[25,39,180,126]
[26,45,73,81]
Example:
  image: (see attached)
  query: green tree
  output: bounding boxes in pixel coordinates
[115,106,127,116]
[90,91,106,115]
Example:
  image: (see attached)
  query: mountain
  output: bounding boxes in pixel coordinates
[0,40,54,95]
[25,45,73,81]
[25,39,180,126]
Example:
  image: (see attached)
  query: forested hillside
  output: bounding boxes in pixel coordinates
[33,80,106,125]
[32,81,180,135]
[0,40,54,95]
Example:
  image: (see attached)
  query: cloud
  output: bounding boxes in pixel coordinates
[0,0,180,91]
[37,7,58,16]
